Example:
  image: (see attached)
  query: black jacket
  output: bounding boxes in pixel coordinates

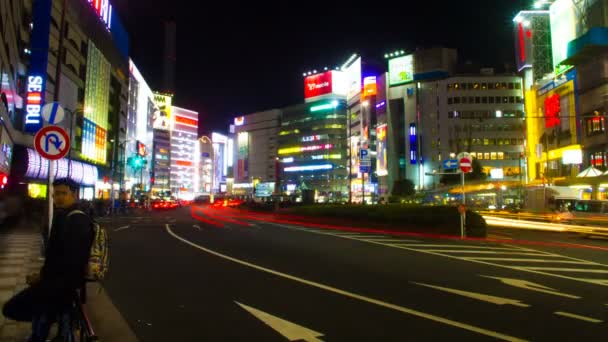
[40,205,94,298]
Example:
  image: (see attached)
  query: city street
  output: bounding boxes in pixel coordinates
[99,206,608,341]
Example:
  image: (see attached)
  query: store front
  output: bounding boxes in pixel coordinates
[10,146,98,199]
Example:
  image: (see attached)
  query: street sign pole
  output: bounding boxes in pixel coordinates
[461,171,465,239]
[362,172,365,205]
[48,160,54,237]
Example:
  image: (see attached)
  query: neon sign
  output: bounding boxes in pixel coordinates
[284,164,333,172]
[25,76,44,133]
[544,93,561,128]
[87,0,113,30]
[234,116,245,126]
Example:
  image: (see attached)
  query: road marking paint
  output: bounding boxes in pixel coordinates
[554,311,603,323]
[267,222,608,288]
[412,282,529,307]
[520,267,608,273]
[481,276,581,299]
[329,234,385,238]
[114,225,131,232]
[359,239,421,243]
[467,258,592,264]
[236,302,324,342]
[193,225,201,231]
[165,225,526,342]
[393,244,519,251]
[418,250,552,256]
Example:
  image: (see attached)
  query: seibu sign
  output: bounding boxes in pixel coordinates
[25,76,45,133]
[304,71,333,99]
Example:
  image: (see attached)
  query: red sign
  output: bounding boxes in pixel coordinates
[459,157,472,173]
[34,126,71,160]
[137,141,146,156]
[544,93,561,128]
[304,71,333,99]
[175,115,198,127]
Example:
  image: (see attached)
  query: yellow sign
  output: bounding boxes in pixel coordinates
[153,93,173,130]
[28,183,47,199]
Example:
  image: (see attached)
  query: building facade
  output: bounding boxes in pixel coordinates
[278,99,349,202]
[232,110,280,197]
[169,106,199,200]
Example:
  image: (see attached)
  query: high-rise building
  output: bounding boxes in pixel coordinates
[232,110,281,197]
[152,93,173,194]
[10,0,130,200]
[170,106,199,200]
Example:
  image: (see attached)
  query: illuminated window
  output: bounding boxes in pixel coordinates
[473,83,480,90]
[491,152,497,160]
[585,116,605,136]
[484,153,490,160]
[481,83,487,90]
[476,153,483,160]
[454,83,459,90]
[501,83,507,89]
[590,152,605,168]
[483,138,490,145]
[497,152,504,160]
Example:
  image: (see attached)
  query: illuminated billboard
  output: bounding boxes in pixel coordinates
[388,55,414,86]
[153,93,173,130]
[87,0,113,30]
[536,69,577,142]
[304,71,346,100]
[376,124,387,176]
[514,19,534,71]
[550,0,577,74]
[363,76,377,97]
[83,41,110,164]
[237,132,249,181]
[343,57,362,100]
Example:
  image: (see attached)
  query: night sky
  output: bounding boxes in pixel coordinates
[113,0,530,134]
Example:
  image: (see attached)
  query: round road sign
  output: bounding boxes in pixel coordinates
[459,157,472,173]
[34,126,71,160]
[41,102,65,125]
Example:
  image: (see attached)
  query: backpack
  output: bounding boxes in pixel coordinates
[68,210,110,281]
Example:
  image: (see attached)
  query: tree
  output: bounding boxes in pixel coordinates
[439,158,487,185]
[392,179,416,197]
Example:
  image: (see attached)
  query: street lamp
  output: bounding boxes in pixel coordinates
[199,135,215,203]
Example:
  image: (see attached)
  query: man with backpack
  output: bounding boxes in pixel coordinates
[2,178,96,341]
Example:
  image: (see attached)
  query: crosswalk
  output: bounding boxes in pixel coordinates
[282,225,608,288]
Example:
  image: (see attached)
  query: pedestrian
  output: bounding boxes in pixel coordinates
[2,178,95,342]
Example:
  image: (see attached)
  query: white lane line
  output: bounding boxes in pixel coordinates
[481,276,581,299]
[418,250,553,256]
[329,234,387,238]
[465,258,592,264]
[521,267,608,274]
[114,225,131,232]
[266,222,608,288]
[412,282,529,307]
[554,311,603,323]
[360,239,421,243]
[165,224,526,342]
[393,244,521,251]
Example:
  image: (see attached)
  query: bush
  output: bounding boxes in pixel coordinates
[284,204,486,238]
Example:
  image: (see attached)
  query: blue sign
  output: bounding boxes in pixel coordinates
[359,165,371,173]
[443,159,458,169]
[359,149,369,159]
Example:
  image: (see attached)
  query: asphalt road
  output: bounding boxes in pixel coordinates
[99,206,608,341]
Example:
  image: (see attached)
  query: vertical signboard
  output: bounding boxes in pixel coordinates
[153,93,173,130]
[25,0,53,133]
[550,0,577,74]
[409,123,417,164]
[344,57,362,100]
[83,41,110,164]
[376,124,388,176]
[237,132,249,181]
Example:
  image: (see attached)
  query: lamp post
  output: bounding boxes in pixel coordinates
[200,136,214,203]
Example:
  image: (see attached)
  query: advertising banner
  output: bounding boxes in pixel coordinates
[153,93,173,130]
[344,57,362,100]
[304,71,333,99]
[376,124,388,176]
[388,55,414,86]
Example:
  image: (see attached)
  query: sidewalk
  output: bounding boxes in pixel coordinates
[0,220,43,341]
[0,220,139,342]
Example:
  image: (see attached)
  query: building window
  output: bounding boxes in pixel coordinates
[475,97,481,104]
[516,96,523,104]
[585,116,605,136]
[469,96,474,103]
[447,97,453,105]
[590,152,605,168]
[509,96,515,103]
[502,96,509,103]
[489,97,495,104]
[447,83,453,91]
[497,152,504,160]
[508,83,515,90]
[454,83,460,90]
[481,97,488,104]
[460,83,467,90]
[462,96,468,104]
[484,152,490,160]
[467,83,473,90]
[454,97,461,104]
[491,152,497,160]
[481,83,487,90]
[473,83,480,90]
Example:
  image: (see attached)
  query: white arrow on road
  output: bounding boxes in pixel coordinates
[412,282,529,307]
[481,275,581,299]
[235,302,324,341]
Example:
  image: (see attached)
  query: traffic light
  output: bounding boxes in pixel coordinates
[127,155,146,169]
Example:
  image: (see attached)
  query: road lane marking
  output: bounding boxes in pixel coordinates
[466,258,592,264]
[236,302,324,342]
[193,225,201,231]
[412,282,529,307]
[165,225,527,342]
[554,311,603,323]
[114,225,131,232]
[360,239,421,243]
[266,222,608,288]
[481,276,581,299]
[521,267,608,273]
[393,244,519,251]
[418,250,552,256]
